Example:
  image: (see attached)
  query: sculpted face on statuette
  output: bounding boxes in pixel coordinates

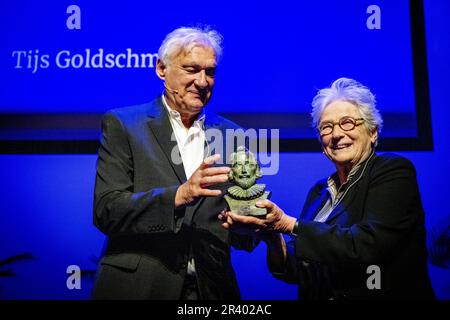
[224,146,271,216]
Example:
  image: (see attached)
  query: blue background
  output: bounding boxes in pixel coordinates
[1,0,449,299]
[1,0,417,139]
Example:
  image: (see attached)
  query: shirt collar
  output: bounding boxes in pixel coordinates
[326,151,374,199]
[161,93,206,127]
[327,163,360,195]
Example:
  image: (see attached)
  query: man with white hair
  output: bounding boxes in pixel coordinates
[92,26,255,300]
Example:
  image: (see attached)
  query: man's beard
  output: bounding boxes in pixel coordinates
[235,177,255,189]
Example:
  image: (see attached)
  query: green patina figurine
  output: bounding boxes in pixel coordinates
[224,146,271,216]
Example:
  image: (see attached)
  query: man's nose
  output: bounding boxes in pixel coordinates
[194,70,208,88]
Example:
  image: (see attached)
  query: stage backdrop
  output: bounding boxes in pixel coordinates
[1,0,431,152]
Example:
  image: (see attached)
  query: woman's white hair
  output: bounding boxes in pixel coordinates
[311,77,383,145]
[158,26,223,66]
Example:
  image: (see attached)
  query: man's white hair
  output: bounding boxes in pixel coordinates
[158,26,223,66]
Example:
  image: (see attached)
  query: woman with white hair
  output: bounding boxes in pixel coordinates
[221,78,435,300]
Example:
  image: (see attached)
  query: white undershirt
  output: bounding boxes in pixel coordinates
[162,94,206,276]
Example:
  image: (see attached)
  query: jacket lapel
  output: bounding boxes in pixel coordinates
[325,187,358,223]
[147,98,187,183]
[324,153,375,223]
[301,188,329,221]
[204,112,222,158]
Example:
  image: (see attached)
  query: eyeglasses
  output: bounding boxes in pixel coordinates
[318,117,365,135]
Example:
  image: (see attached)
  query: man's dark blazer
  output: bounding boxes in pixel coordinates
[91,97,255,300]
[277,153,435,300]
